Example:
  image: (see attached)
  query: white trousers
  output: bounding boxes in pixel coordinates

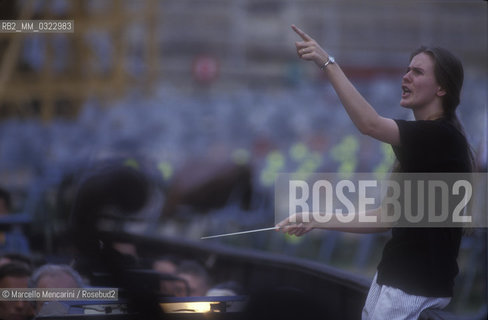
[362,273,451,320]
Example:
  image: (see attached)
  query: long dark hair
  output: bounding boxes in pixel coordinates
[410,46,476,171]
[411,46,463,118]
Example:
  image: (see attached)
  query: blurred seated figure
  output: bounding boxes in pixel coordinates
[151,255,178,275]
[0,253,33,269]
[161,159,253,219]
[112,242,138,261]
[0,262,34,320]
[175,260,211,297]
[110,240,141,270]
[30,264,84,289]
[206,281,244,297]
[70,164,150,282]
[150,256,188,297]
[0,187,30,255]
[30,264,85,316]
[70,163,162,319]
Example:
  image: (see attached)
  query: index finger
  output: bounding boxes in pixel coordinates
[275,216,291,229]
[291,24,312,41]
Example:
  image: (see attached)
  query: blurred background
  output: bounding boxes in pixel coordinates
[0,0,486,316]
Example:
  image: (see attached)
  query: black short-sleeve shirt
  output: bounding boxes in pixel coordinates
[376,118,472,297]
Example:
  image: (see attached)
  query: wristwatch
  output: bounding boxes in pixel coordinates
[320,56,335,70]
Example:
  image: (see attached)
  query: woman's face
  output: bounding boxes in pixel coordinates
[400,52,445,110]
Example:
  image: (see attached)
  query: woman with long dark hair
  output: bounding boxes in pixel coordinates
[277,25,474,319]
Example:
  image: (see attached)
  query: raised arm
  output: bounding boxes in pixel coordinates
[291,25,400,146]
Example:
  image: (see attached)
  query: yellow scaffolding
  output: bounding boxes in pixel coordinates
[0,0,159,121]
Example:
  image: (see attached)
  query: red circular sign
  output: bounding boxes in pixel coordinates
[193,56,219,84]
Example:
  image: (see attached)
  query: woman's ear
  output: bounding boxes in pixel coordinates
[437,87,447,97]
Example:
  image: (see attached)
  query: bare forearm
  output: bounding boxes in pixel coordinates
[324,63,380,135]
[309,207,391,234]
[277,208,392,237]
[292,25,400,145]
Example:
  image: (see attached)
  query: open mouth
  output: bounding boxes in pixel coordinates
[402,86,412,97]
